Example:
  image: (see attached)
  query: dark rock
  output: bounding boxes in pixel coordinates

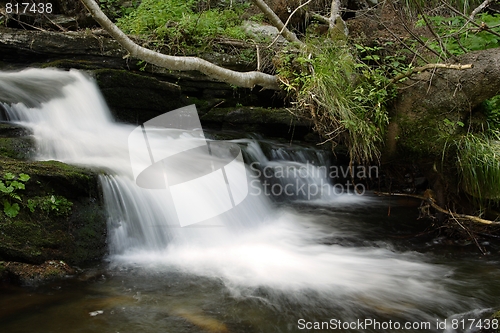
[201,106,313,141]
[92,69,185,124]
[0,27,126,65]
[0,123,35,160]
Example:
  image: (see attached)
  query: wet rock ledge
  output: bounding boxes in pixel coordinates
[0,122,107,285]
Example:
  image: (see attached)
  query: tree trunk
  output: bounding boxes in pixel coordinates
[386,48,500,157]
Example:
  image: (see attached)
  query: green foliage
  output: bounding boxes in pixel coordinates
[416,13,500,56]
[484,95,500,131]
[354,43,413,78]
[99,0,138,20]
[455,132,500,204]
[402,0,484,15]
[40,195,73,217]
[0,173,30,218]
[116,0,250,53]
[276,39,394,163]
[443,118,465,132]
[27,199,36,213]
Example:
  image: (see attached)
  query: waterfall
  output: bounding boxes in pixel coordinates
[0,68,465,320]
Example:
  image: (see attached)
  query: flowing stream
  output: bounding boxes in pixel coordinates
[1,68,500,332]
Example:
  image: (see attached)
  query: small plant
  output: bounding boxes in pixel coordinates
[485,95,500,131]
[276,39,394,164]
[0,173,30,218]
[455,132,500,204]
[116,0,252,54]
[416,13,500,57]
[40,195,73,217]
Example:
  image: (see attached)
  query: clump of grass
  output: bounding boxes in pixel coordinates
[116,0,250,52]
[276,39,392,164]
[456,132,500,203]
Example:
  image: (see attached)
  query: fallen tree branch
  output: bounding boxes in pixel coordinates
[390,63,473,83]
[80,0,280,90]
[374,191,500,225]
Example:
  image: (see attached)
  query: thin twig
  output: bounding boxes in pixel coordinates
[390,63,473,83]
[375,191,500,225]
[43,14,68,32]
[415,0,452,58]
[449,212,486,255]
[392,1,443,59]
[379,21,429,63]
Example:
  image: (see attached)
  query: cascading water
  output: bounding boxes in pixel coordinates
[0,68,485,331]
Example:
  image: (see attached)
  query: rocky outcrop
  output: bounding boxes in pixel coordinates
[0,123,107,268]
[0,26,313,141]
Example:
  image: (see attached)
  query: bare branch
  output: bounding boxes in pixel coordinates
[470,0,495,20]
[414,1,452,58]
[251,0,304,45]
[80,0,280,90]
[330,0,341,22]
[329,0,348,36]
[390,63,473,83]
[268,0,313,47]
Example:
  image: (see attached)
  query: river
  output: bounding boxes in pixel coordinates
[0,68,499,333]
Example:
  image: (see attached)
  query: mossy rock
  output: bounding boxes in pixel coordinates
[0,157,107,266]
[0,123,35,160]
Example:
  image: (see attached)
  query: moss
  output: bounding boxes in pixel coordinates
[0,157,106,266]
[0,137,35,159]
[391,104,465,159]
[69,201,107,265]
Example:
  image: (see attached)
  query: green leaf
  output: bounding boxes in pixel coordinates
[27,199,36,213]
[0,181,7,194]
[3,201,19,218]
[10,181,24,190]
[9,193,21,202]
[18,174,30,182]
[4,173,15,181]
